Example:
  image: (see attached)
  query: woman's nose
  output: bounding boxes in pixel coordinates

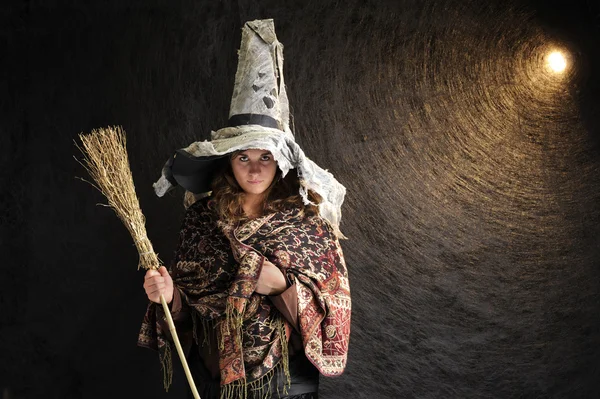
[249,161,260,174]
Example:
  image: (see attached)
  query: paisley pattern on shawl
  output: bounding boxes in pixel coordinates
[137,197,351,394]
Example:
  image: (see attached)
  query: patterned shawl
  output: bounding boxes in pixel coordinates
[137,198,351,397]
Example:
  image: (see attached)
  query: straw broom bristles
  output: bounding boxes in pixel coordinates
[75,125,201,399]
[75,125,159,271]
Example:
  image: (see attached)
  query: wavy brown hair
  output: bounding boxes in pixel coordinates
[209,153,321,222]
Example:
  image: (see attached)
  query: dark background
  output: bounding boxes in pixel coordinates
[2,0,600,398]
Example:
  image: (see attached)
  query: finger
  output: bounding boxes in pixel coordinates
[146,286,166,300]
[263,262,278,272]
[147,293,161,304]
[144,282,167,297]
[147,285,165,295]
[145,274,165,285]
[144,270,160,280]
[146,280,166,291]
[143,278,159,290]
[158,266,170,277]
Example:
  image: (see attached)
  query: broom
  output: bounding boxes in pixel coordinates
[75,125,201,399]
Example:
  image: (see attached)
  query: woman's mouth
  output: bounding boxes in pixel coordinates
[248,180,263,184]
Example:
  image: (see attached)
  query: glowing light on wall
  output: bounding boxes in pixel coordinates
[547,51,567,73]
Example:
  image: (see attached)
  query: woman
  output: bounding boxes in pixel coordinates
[139,148,350,399]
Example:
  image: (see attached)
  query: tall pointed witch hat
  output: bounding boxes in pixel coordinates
[153,19,346,235]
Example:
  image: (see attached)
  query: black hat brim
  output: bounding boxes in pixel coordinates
[167,150,229,194]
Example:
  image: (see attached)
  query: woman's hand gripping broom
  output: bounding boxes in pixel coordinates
[75,126,201,399]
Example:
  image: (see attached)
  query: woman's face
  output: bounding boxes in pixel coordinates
[231,149,278,197]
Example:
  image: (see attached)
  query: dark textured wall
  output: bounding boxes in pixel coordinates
[1,0,600,398]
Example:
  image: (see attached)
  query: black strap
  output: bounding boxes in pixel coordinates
[228,114,279,129]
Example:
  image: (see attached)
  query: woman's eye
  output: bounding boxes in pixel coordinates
[238,156,248,162]
[261,155,272,161]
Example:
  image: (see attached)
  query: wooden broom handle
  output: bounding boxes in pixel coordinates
[159,294,201,399]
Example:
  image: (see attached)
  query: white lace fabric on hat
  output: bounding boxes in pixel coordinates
[153,126,347,238]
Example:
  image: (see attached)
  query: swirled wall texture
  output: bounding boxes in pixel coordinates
[1,0,599,398]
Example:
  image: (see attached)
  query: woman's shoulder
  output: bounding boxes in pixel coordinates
[183,195,218,221]
[301,211,346,240]
[280,206,329,230]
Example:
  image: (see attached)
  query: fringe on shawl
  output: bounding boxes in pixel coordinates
[222,296,247,350]
[158,314,217,392]
[193,311,217,352]
[157,306,294,396]
[219,314,291,399]
[159,340,173,391]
